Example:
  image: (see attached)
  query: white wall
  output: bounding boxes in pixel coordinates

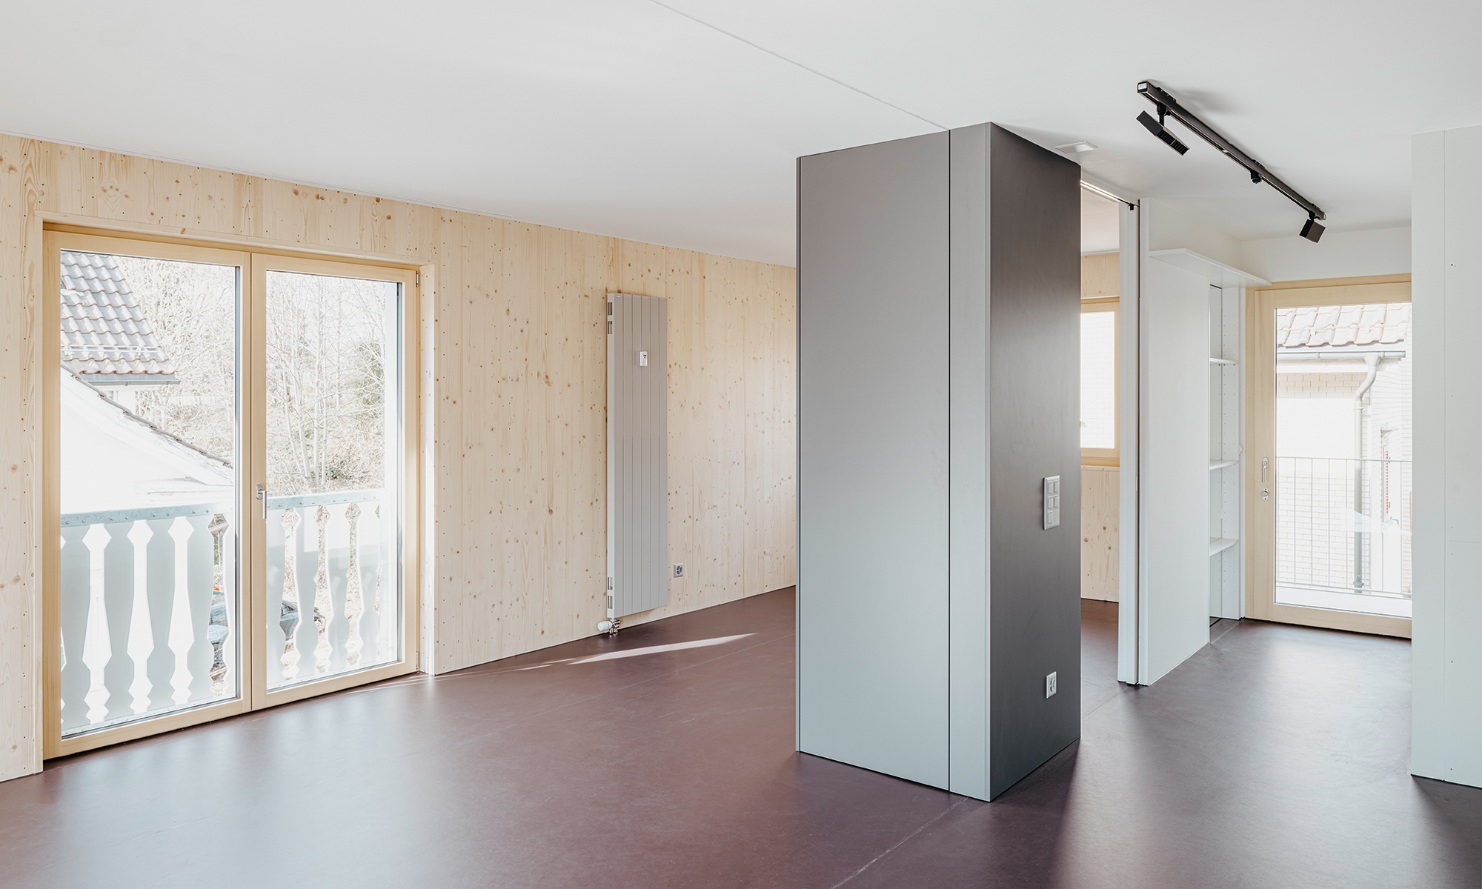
[1242,226,1411,283]
[1145,200,1244,269]
[1412,125,1482,789]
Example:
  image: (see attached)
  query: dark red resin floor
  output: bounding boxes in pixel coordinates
[0,589,1476,888]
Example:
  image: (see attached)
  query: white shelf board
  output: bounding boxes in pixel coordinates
[1210,460,1237,471]
[1209,357,1237,366]
[1148,248,1271,288]
[1209,537,1239,556]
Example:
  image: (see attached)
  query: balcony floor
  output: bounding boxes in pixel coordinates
[1,589,1478,888]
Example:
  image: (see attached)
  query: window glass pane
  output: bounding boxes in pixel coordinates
[58,250,241,736]
[264,270,401,689]
[1080,309,1116,450]
[1273,302,1411,617]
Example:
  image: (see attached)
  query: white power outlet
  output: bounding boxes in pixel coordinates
[674,563,685,578]
[1045,672,1057,699]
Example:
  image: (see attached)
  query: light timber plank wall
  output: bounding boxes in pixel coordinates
[0,135,797,782]
[1081,466,1119,601]
[1081,251,1119,298]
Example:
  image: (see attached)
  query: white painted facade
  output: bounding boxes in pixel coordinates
[59,374,232,515]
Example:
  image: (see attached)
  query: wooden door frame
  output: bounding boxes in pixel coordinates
[248,252,421,710]
[42,228,422,758]
[44,231,257,757]
[1244,274,1412,638]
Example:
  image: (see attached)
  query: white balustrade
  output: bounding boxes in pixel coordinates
[264,489,395,690]
[58,489,394,738]
[58,505,235,738]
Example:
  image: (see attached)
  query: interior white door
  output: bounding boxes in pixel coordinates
[1137,259,1212,684]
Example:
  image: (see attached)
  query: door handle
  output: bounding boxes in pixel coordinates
[1261,457,1269,483]
[255,484,268,520]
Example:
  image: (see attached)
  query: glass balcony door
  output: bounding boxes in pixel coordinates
[1246,278,1413,637]
[45,233,252,755]
[45,232,419,757]
[251,255,415,705]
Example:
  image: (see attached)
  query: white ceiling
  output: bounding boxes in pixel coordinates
[3,0,1478,266]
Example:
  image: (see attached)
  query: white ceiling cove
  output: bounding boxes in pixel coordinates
[2,0,1478,265]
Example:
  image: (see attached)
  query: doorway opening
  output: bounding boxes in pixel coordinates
[1078,183,1127,708]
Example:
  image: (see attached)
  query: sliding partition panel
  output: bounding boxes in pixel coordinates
[1138,258,1212,683]
[797,133,952,788]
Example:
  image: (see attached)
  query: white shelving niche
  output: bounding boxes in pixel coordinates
[1209,282,1243,620]
[1146,248,1264,623]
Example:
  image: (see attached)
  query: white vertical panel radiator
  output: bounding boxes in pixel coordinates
[604,293,668,630]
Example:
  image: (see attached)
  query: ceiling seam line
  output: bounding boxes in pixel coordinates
[643,0,947,132]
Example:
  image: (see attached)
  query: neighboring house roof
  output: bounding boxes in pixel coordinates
[60,250,179,383]
[1277,302,1409,351]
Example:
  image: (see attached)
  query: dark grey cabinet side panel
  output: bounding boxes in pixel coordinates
[797,132,952,789]
[986,125,1083,798]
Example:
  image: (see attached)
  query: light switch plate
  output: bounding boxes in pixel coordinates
[1043,475,1060,529]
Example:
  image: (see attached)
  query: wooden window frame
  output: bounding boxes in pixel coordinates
[42,228,422,758]
[1081,296,1120,467]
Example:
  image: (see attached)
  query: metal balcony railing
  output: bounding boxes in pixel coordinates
[1275,456,1412,600]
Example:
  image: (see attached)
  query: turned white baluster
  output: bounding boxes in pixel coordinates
[279,508,302,682]
[207,514,230,696]
[125,521,154,715]
[312,505,333,674]
[374,502,385,661]
[81,524,113,725]
[343,502,364,667]
[167,517,196,706]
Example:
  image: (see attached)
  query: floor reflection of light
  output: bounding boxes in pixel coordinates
[568,634,755,665]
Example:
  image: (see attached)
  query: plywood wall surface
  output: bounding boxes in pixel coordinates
[1081,252,1119,299]
[0,136,796,781]
[1081,466,1119,601]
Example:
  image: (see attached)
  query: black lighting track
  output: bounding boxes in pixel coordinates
[1137,81,1327,242]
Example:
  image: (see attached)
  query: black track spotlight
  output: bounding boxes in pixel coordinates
[1137,108,1189,155]
[1136,81,1329,245]
[1300,215,1325,243]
